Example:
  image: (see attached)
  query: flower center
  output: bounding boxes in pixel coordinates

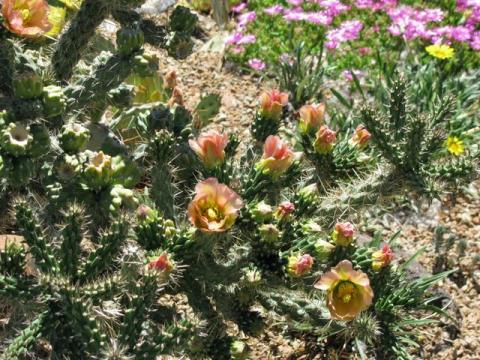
[336,281,356,304]
[19,9,31,23]
[206,207,220,221]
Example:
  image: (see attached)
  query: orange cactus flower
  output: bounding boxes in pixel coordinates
[259,90,289,120]
[298,103,325,133]
[287,253,314,277]
[163,69,177,90]
[167,87,184,107]
[350,124,371,148]
[332,222,355,246]
[314,260,373,320]
[314,125,336,154]
[188,178,243,233]
[189,130,229,169]
[1,0,52,38]
[257,135,301,177]
[371,244,394,271]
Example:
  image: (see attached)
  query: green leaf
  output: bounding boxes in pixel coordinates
[330,88,352,108]
[194,93,221,127]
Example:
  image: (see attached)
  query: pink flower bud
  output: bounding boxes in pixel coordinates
[259,90,289,120]
[298,103,325,133]
[148,253,174,273]
[257,135,302,177]
[332,222,355,246]
[163,70,177,90]
[287,253,314,277]
[350,125,371,148]
[275,201,295,220]
[314,125,336,154]
[372,244,394,271]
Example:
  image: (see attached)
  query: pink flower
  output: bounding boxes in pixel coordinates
[248,58,266,71]
[264,5,284,16]
[189,130,229,169]
[342,69,365,81]
[314,125,336,154]
[332,222,355,246]
[325,20,363,49]
[275,201,295,220]
[238,10,256,28]
[2,0,52,38]
[226,32,256,46]
[148,253,174,273]
[287,253,314,277]
[231,2,247,13]
[350,124,371,148]
[287,0,303,6]
[188,178,243,233]
[298,103,325,133]
[257,135,301,176]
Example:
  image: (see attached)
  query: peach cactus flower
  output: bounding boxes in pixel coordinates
[163,70,177,90]
[1,0,52,38]
[371,244,394,271]
[259,90,289,120]
[167,87,184,107]
[350,124,371,148]
[287,253,314,277]
[332,222,355,246]
[257,135,301,177]
[314,260,373,320]
[189,130,229,169]
[298,103,325,133]
[314,125,336,154]
[188,178,243,233]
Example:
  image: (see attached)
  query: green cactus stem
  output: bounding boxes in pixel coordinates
[52,0,111,81]
[0,40,15,95]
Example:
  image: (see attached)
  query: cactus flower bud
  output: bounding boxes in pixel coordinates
[275,201,295,220]
[256,135,301,177]
[250,201,274,223]
[298,103,325,133]
[314,239,335,260]
[116,26,144,56]
[82,151,114,188]
[314,260,373,320]
[314,125,336,154]
[188,130,229,169]
[230,339,249,360]
[110,185,139,212]
[43,85,66,118]
[371,244,394,271]
[137,204,157,222]
[287,253,314,277]
[163,70,178,90]
[59,123,90,154]
[0,122,33,156]
[350,125,371,148]
[241,266,262,285]
[147,252,174,274]
[1,0,52,38]
[167,87,184,108]
[259,90,289,120]
[188,178,243,233]
[258,223,281,243]
[332,222,355,246]
[13,73,43,99]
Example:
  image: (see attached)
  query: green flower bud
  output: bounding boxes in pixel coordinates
[13,73,43,99]
[258,224,281,243]
[109,184,139,212]
[59,123,90,154]
[0,122,33,156]
[82,151,113,189]
[132,54,159,77]
[116,26,144,56]
[43,85,67,118]
[56,154,83,181]
[313,239,335,260]
[301,220,322,234]
[250,201,273,223]
[240,266,262,285]
[230,339,249,360]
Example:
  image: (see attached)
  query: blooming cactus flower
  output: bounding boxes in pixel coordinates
[350,124,371,148]
[445,136,464,156]
[148,252,174,273]
[298,103,325,133]
[189,130,229,169]
[259,90,289,121]
[371,244,394,271]
[257,135,301,177]
[332,222,355,246]
[287,253,314,277]
[314,125,336,154]
[188,178,243,233]
[314,260,373,320]
[1,0,52,38]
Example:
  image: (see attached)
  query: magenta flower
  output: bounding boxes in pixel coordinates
[248,58,266,71]
[264,5,284,16]
[238,10,256,28]
[326,20,363,49]
[231,2,247,13]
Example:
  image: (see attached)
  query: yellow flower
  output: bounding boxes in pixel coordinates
[314,260,373,320]
[426,44,455,59]
[445,136,464,156]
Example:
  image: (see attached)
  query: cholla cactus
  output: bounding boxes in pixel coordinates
[0,0,477,358]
